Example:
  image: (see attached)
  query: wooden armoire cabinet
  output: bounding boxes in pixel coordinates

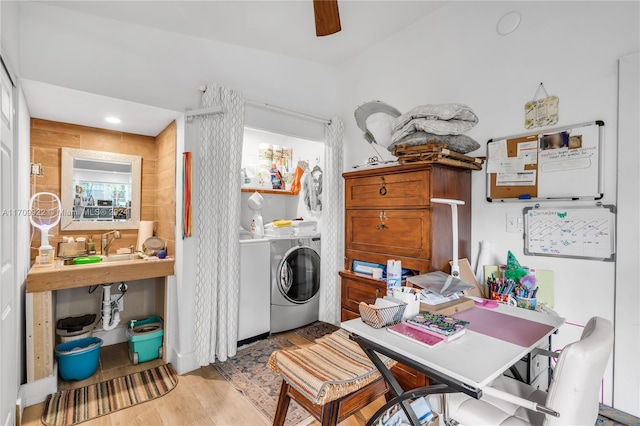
[340,163,472,390]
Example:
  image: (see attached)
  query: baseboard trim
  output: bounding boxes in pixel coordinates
[168,346,199,375]
[19,362,58,407]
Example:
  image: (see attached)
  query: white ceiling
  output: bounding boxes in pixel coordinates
[22,79,182,137]
[43,1,447,66]
[22,1,446,136]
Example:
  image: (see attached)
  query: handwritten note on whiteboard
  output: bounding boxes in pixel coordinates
[524,206,615,261]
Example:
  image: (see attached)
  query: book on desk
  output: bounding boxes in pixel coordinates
[387,322,444,348]
[404,311,469,342]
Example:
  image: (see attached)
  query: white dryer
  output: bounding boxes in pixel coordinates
[269,237,320,333]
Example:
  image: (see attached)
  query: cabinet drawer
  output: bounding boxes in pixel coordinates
[345,170,430,209]
[391,363,428,390]
[341,276,387,314]
[346,209,430,259]
[341,308,359,322]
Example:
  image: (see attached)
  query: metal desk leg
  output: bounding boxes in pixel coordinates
[442,394,448,424]
[360,345,422,426]
[441,394,462,426]
[366,384,455,426]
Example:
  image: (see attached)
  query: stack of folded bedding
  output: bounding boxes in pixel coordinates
[264,220,294,237]
[292,220,317,237]
[389,103,480,154]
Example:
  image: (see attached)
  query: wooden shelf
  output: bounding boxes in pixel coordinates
[241,188,296,196]
[26,258,175,293]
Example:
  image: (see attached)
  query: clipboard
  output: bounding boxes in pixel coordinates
[486,121,604,202]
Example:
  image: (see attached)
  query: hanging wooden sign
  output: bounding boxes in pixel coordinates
[524,83,559,129]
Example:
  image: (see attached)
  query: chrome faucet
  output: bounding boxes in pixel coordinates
[101,230,121,256]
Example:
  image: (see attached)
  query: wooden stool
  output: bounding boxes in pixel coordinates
[268,329,396,426]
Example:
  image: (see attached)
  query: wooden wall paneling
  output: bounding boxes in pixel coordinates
[154,122,176,255]
[29,119,159,258]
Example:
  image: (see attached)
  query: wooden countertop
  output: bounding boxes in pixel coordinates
[26,258,175,293]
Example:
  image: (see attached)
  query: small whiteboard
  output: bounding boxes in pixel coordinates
[523,205,615,261]
[486,121,604,201]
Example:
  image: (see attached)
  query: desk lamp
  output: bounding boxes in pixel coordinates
[431,198,465,278]
[407,198,472,298]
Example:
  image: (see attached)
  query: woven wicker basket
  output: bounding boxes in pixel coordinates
[359,299,407,329]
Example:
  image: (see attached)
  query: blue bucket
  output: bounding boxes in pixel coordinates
[55,337,103,381]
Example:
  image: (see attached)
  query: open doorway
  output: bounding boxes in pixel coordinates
[240,127,325,234]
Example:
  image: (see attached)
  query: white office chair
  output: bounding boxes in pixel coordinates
[428,316,613,425]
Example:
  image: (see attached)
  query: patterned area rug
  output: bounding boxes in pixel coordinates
[214,321,339,426]
[294,320,340,342]
[41,364,178,426]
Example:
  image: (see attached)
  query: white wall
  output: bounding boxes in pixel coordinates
[338,1,639,410]
[17,2,338,119]
[2,0,20,77]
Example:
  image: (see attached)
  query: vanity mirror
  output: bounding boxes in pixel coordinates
[60,148,142,231]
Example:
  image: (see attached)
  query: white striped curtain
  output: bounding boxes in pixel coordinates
[319,117,344,325]
[194,83,245,365]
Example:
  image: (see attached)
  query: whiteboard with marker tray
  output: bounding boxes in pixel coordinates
[486,121,604,202]
[523,204,615,261]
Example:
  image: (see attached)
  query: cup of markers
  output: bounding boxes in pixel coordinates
[516,297,537,310]
[487,275,517,304]
[515,275,538,310]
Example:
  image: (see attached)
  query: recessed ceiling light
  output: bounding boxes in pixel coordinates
[105,116,121,124]
[496,11,521,36]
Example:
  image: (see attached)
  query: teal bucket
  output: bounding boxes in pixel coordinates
[55,337,103,381]
[126,315,163,364]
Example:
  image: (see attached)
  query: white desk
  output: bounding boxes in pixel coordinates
[341,303,565,425]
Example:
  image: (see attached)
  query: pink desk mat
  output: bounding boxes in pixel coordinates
[453,307,554,347]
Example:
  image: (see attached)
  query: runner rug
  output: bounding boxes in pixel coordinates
[41,364,178,426]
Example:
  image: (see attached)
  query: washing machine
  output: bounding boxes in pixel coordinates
[269,237,320,333]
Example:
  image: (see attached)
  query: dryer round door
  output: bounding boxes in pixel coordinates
[276,245,320,304]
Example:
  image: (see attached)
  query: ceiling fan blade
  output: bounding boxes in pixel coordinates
[313,0,341,37]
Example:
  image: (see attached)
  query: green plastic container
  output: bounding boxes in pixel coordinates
[73,256,102,265]
[126,315,163,364]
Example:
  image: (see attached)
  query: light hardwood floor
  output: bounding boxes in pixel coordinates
[20,333,385,426]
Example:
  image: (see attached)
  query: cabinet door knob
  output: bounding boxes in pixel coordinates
[379,177,387,195]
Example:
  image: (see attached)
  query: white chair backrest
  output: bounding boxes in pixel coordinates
[545,316,613,425]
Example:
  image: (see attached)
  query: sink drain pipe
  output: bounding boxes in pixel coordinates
[101,284,121,331]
